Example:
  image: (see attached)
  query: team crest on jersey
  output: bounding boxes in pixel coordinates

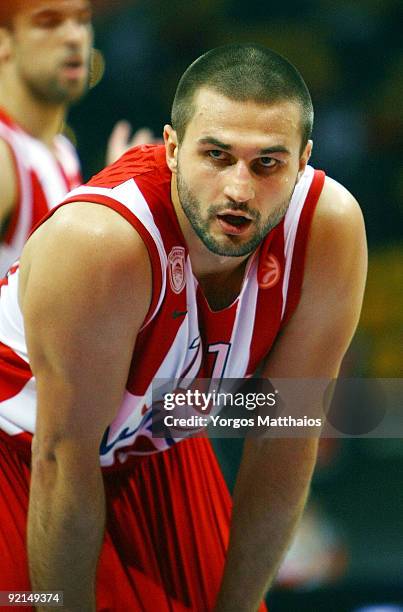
[168,246,186,294]
[258,253,281,289]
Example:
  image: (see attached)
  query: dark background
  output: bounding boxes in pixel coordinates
[69,2,403,609]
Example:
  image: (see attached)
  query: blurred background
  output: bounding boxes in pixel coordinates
[69,1,402,610]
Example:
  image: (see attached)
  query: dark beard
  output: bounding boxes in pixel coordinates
[176,168,294,257]
[21,71,89,106]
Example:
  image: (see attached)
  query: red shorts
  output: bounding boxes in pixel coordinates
[0,433,267,611]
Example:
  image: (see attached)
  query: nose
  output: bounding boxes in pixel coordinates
[223,160,255,203]
[60,18,89,48]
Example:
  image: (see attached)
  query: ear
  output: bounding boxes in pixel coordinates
[0,27,12,63]
[164,124,178,174]
[297,139,313,181]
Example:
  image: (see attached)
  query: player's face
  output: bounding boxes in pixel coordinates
[8,0,93,104]
[168,88,312,258]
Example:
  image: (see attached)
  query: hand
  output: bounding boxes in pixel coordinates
[106,120,161,165]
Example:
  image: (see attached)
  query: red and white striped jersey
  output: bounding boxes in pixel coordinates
[0,108,82,276]
[0,145,325,468]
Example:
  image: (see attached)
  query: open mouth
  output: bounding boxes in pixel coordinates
[61,58,85,78]
[216,213,252,235]
[64,55,84,67]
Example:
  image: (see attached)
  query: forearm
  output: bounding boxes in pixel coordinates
[28,450,105,612]
[215,438,318,612]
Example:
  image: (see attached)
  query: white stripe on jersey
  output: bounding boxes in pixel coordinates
[54,134,81,178]
[0,119,80,276]
[26,137,71,206]
[281,165,315,319]
[64,180,167,327]
[0,122,33,273]
[0,378,36,434]
[0,269,28,362]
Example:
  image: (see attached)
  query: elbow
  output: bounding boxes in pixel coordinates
[31,434,59,491]
[31,431,101,489]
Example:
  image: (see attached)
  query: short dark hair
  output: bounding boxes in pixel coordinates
[0,1,94,29]
[0,2,21,28]
[171,43,314,151]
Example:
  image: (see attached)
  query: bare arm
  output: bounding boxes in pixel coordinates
[0,138,17,238]
[215,177,368,611]
[20,204,151,611]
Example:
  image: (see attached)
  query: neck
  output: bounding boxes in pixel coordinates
[0,73,66,147]
[170,174,250,279]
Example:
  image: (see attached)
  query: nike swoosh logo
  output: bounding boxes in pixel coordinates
[172,310,188,319]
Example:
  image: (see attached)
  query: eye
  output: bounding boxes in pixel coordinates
[259,156,277,168]
[208,149,227,160]
[33,11,63,28]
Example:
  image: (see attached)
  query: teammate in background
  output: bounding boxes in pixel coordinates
[0,44,367,611]
[0,0,150,276]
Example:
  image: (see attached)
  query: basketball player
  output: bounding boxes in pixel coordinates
[0,44,367,611]
[0,0,94,276]
[0,0,149,277]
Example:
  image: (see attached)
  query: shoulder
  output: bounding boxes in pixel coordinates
[305,175,367,275]
[312,175,365,238]
[27,201,150,269]
[302,175,367,309]
[20,202,152,311]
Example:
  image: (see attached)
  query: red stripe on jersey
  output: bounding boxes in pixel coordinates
[86,145,185,273]
[196,286,238,379]
[247,222,286,375]
[30,170,50,229]
[131,149,183,259]
[128,281,188,395]
[0,429,32,462]
[0,342,32,401]
[0,108,15,128]
[0,263,19,287]
[281,170,326,327]
[88,145,180,263]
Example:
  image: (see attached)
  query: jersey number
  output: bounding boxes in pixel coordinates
[207,342,231,380]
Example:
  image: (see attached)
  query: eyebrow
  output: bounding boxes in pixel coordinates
[31,3,91,18]
[197,137,291,155]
